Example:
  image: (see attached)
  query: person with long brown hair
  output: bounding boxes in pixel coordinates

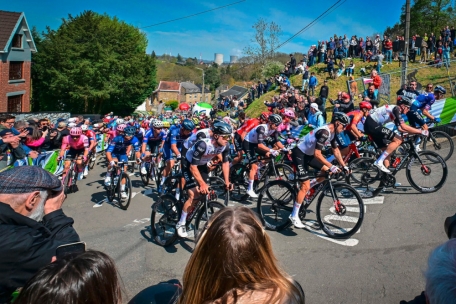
[179,206,305,304]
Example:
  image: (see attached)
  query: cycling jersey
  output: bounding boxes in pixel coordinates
[163,125,191,161]
[108,130,118,141]
[297,125,338,155]
[107,135,140,155]
[276,121,291,133]
[396,88,420,100]
[61,135,89,150]
[369,105,404,126]
[412,93,436,111]
[244,124,279,144]
[183,128,211,149]
[143,128,167,144]
[186,138,229,166]
[236,118,259,136]
[84,130,97,142]
[345,110,364,132]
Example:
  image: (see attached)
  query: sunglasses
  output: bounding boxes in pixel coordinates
[427,86,433,89]
[219,135,232,140]
[72,136,81,139]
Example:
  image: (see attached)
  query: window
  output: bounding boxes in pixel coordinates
[9,62,23,80]
[12,34,22,48]
[7,95,22,112]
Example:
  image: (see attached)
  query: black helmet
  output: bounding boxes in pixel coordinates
[397,95,412,107]
[124,126,136,136]
[434,85,446,94]
[268,114,282,126]
[212,121,232,135]
[331,112,350,125]
[181,119,195,131]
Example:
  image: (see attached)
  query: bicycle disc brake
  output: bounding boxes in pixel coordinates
[421,165,432,176]
[334,200,346,216]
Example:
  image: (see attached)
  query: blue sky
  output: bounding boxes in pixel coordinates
[3,0,403,61]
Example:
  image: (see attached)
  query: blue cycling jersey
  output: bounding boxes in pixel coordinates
[143,128,167,144]
[412,93,436,111]
[164,125,183,146]
[107,135,140,155]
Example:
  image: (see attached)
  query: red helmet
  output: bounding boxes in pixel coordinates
[359,101,373,110]
[200,120,207,129]
[69,127,82,136]
[260,112,270,121]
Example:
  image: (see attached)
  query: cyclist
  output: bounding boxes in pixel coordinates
[177,121,234,237]
[159,119,195,193]
[81,124,97,177]
[288,112,351,228]
[365,97,429,173]
[242,114,284,198]
[407,85,446,131]
[104,125,141,198]
[140,120,166,175]
[232,112,269,166]
[58,127,89,181]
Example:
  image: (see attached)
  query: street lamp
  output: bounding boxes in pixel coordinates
[195,67,205,102]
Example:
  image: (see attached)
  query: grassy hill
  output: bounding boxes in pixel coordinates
[245,57,456,119]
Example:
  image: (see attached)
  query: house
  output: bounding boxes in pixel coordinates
[215,84,229,99]
[0,10,37,112]
[219,85,248,100]
[180,81,211,103]
[149,81,181,112]
[195,85,211,102]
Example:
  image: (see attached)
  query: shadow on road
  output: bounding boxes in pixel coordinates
[140,226,194,254]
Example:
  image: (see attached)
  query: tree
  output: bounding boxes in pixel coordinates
[261,61,283,79]
[205,66,221,91]
[31,11,156,115]
[151,50,156,58]
[185,57,195,66]
[177,53,183,62]
[244,18,282,67]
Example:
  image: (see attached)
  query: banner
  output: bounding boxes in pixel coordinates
[96,133,109,153]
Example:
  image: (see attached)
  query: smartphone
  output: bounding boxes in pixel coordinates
[42,126,48,132]
[56,241,86,259]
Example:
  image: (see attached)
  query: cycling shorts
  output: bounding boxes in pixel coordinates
[66,148,85,160]
[233,133,243,152]
[111,153,128,163]
[162,147,176,162]
[181,161,209,190]
[363,116,395,148]
[335,130,356,149]
[290,147,324,181]
[242,140,267,162]
[406,109,426,128]
[146,141,161,155]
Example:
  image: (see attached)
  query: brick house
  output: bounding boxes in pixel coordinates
[180,81,211,103]
[149,81,181,111]
[0,10,37,112]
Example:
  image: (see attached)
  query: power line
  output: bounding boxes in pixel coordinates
[139,0,246,29]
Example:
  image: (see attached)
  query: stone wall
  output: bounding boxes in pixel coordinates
[0,111,71,123]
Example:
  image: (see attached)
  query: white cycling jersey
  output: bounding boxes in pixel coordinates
[244,124,276,144]
[369,105,401,125]
[297,125,336,155]
[183,128,211,149]
[186,138,228,166]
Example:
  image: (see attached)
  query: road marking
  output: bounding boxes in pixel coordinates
[302,220,359,246]
[129,173,135,176]
[93,198,108,208]
[131,192,138,199]
[124,218,150,228]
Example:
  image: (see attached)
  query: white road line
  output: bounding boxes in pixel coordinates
[129,173,135,176]
[131,192,138,199]
[124,218,150,228]
[302,221,359,246]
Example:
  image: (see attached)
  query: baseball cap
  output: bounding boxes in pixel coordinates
[68,118,77,123]
[0,166,62,194]
[341,92,351,99]
[68,122,77,128]
[0,129,13,137]
[310,103,319,110]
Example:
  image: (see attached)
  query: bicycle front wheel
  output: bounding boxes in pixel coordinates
[117,173,132,210]
[151,194,179,247]
[316,182,364,239]
[422,131,454,161]
[346,157,383,198]
[257,180,295,231]
[406,151,448,193]
[140,163,150,186]
[194,200,225,240]
[63,171,72,195]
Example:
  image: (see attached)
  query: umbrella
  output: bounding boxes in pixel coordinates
[179,103,190,111]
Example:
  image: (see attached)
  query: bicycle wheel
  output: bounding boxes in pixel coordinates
[346,157,383,198]
[194,200,225,239]
[274,163,296,183]
[63,171,72,195]
[209,176,227,203]
[316,182,364,239]
[150,194,179,247]
[406,151,448,193]
[140,163,150,186]
[422,131,454,161]
[88,153,96,170]
[106,181,116,202]
[229,164,249,201]
[257,180,295,231]
[117,173,132,210]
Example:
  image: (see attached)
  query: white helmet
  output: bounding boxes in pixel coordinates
[81,125,89,131]
[68,122,77,128]
[153,120,164,128]
[149,119,156,127]
[116,118,125,124]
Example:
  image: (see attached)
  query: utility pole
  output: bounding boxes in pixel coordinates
[195,67,205,102]
[402,0,411,86]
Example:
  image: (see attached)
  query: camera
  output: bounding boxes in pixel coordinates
[444,213,456,239]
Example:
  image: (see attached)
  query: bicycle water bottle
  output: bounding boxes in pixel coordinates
[113,176,119,186]
[392,157,401,168]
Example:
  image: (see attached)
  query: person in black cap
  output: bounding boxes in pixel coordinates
[0,166,80,303]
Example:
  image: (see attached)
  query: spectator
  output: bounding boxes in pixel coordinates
[373,34,381,54]
[15,250,122,304]
[0,166,80,303]
[371,70,382,89]
[384,38,393,64]
[178,206,305,304]
[24,126,48,152]
[374,50,384,73]
[289,54,296,74]
[349,36,357,58]
[308,72,318,96]
[0,129,26,170]
[349,76,358,99]
[420,36,428,63]
[307,103,325,128]
[363,84,379,108]
[345,60,355,77]
[342,34,350,58]
[333,92,354,113]
[337,59,345,78]
[301,66,310,92]
[326,58,335,79]
[296,100,307,125]
[442,41,451,67]
[318,80,329,113]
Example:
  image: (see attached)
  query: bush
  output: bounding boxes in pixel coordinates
[165,100,179,110]
[262,61,284,79]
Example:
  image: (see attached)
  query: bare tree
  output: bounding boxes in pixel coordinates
[244,18,282,67]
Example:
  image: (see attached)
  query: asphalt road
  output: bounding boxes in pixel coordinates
[62,152,455,303]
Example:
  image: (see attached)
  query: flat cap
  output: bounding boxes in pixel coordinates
[0,166,62,194]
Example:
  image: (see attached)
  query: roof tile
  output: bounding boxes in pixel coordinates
[0,10,21,51]
[159,81,180,91]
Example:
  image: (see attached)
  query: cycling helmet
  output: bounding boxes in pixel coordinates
[192,117,200,126]
[124,126,136,136]
[268,114,283,126]
[116,118,125,125]
[223,117,231,124]
[397,95,412,107]
[283,109,296,119]
[68,122,77,128]
[359,101,373,110]
[331,112,350,125]
[80,124,89,131]
[212,121,233,135]
[141,121,148,129]
[174,118,181,125]
[181,119,195,131]
[434,85,446,94]
[69,127,83,136]
[153,120,164,129]
[163,121,170,128]
[260,112,270,121]
[116,124,127,132]
[199,120,208,129]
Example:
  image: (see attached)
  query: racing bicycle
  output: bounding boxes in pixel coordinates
[105,161,132,210]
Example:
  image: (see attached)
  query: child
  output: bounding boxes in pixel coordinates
[346,60,355,77]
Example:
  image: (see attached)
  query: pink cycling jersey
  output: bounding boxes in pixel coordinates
[108,130,118,140]
[61,135,89,150]
[276,121,290,133]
